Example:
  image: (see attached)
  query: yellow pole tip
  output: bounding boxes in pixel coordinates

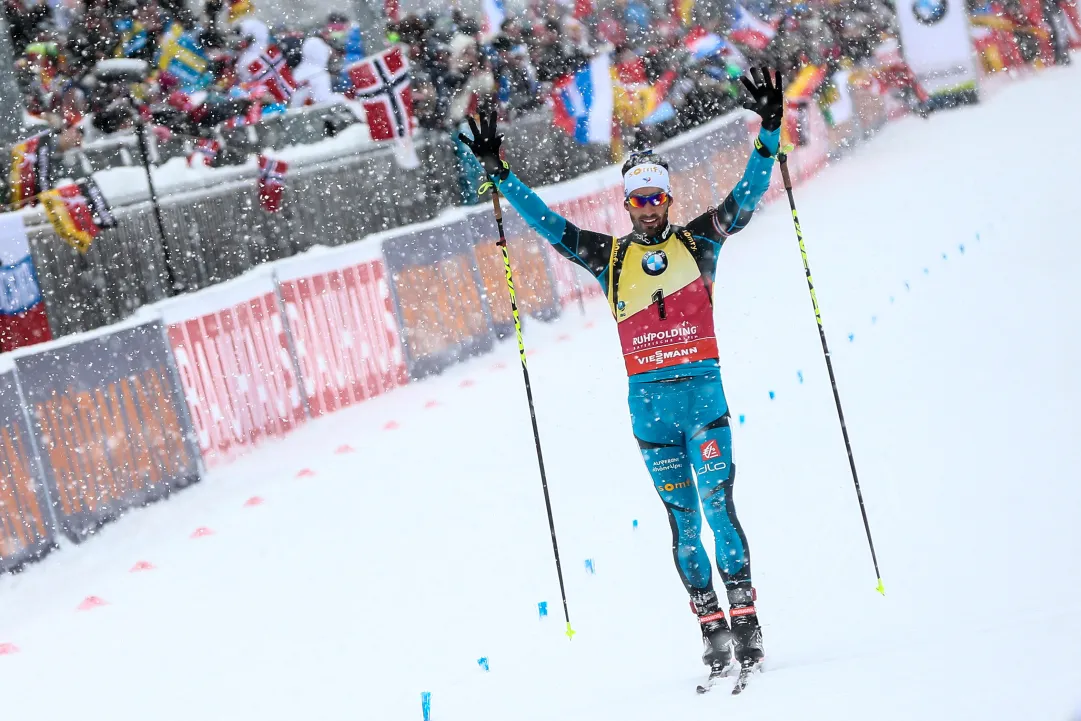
[565,623,576,641]
[876,579,886,596]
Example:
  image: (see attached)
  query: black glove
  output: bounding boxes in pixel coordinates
[740,67,783,132]
[458,110,509,181]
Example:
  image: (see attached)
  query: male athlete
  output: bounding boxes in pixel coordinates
[460,68,783,682]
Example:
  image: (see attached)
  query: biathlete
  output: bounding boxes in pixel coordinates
[460,68,784,681]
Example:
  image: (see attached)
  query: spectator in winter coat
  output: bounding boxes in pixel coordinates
[234,17,270,85]
[291,36,340,106]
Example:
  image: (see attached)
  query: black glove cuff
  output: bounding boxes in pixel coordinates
[483,158,510,182]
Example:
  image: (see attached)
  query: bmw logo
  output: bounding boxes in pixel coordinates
[912,0,947,25]
[642,250,668,276]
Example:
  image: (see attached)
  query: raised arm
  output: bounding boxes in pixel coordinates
[460,112,613,280]
[686,67,784,248]
[684,125,780,243]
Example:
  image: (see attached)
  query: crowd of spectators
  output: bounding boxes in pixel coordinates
[5,0,1071,155]
[3,0,922,153]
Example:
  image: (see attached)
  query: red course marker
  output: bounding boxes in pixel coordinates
[335,444,355,454]
[77,596,108,612]
[130,560,156,572]
[190,527,215,539]
[557,333,571,342]
[460,379,475,388]
[383,420,400,431]
[491,361,506,371]
[0,642,18,655]
[296,468,316,478]
[424,400,439,409]
[244,496,265,507]
[584,321,595,329]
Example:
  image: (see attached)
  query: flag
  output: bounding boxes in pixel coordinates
[684,26,726,59]
[257,155,288,213]
[482,0,506,36]
[820,70,854,126]
[223,101,263,130]
[40,178,116,254]
[386,0,401,23]
[9,131,53,207]
[612,55,675,127]
[551,54,614,144]
[242,46,297,104]
[228,0,253,23]
[674,0,695,25]
[116,18,149,57]
[345,46,414,141]
[188,138,221,167]
[785,64,828,100]
[157,23,214,92]
[0,213,51,352]
[728,4,777,51]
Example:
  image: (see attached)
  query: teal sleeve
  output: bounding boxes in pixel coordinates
[731,126,780,213]
[495,172,568,245]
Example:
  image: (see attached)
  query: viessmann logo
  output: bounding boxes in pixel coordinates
[635,346,700,366]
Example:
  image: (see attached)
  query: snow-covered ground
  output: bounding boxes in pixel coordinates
[2,63,1080,720]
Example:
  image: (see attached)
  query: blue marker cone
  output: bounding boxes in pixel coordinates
[632,519,638,530]
[538,601,548,619]
[478,657,490,672]
[421,692,431,721]
[738,414,745,425]
[768,391,775,400]
[797,371,804,384]
[585,559,596,575]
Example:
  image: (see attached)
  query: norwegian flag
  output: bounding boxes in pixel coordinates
[257,155,288,213]
[223,101,263,130]
[187,138,221,167]
[243,46,297,104]
[345,46,414,141]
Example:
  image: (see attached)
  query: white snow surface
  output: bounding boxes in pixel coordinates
[2,65,1081,719]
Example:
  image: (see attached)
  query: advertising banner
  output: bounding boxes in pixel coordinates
[16,320,201,542]
[164,277,307,467]
[0,370,55,572]
[276,258,408,417]
[895,0,980,101]
[382,222,495,378]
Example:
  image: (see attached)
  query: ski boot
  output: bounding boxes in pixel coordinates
[691,589,733,676]
[728,587,764,692]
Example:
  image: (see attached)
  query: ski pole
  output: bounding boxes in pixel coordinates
[486,185,576,639]
[776,153,885,596]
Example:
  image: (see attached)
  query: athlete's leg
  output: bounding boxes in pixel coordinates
[688,371,763,665]
[686,372,751,593]
[628,381,714,594]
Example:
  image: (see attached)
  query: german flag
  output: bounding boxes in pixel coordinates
[9,130,54,207]
[40,178,117,254]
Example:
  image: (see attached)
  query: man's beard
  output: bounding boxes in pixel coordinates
[630,210,670,239]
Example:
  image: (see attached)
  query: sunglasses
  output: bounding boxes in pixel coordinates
[626,191,670,209]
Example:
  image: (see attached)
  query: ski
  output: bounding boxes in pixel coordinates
[695,663,732,694]
[730,662,761,695]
